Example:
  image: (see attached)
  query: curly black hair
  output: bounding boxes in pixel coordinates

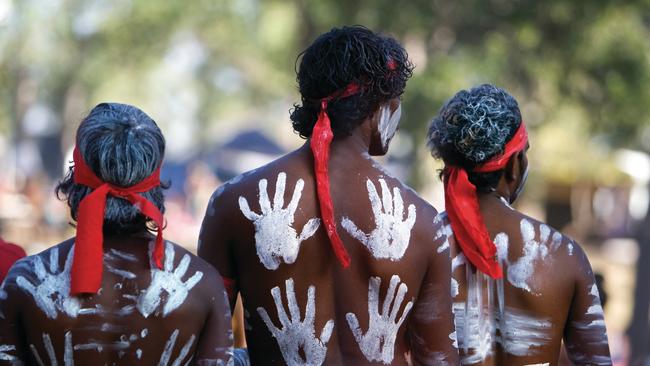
[427,84,523,190]
[290,26,414,138]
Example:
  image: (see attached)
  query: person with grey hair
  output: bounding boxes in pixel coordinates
[427,84,611,365]
[0,103,233,365]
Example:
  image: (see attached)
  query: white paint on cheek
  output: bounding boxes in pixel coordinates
[257,278,334,366]
[342,178,416,261]
[346,275,413,365]
[378,103,401,149]
[137,242,203,318]
[0,344,16,361]
[238,172,320,270]
[15,247,81,319]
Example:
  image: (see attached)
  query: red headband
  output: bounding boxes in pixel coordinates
[443,121,528,278]
[70,147,165,294]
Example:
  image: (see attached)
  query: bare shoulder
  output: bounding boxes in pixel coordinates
[3,238,75,286]
[511,212,580,260]
[205,149,310,215]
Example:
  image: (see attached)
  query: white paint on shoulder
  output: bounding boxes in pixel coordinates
[434,213,452,254]
[346,275,413,364]
[342,178,416,261]
[137,242,203,318]
[257,278,333,366]
[238,172,320,270]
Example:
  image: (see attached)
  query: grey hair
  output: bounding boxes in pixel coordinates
[56,103,168,234]
[427,84,522,189]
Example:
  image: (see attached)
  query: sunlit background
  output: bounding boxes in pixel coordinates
[1,0,649,364]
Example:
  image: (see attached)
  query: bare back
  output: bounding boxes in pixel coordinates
[199,143,458,365]
[0,235,232,365]
[438,196,611,365]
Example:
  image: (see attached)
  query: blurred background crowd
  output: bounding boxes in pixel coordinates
[0,0,649,364]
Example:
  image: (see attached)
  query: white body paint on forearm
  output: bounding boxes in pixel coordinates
[342,179,416,261]
[346,275,413,365]
[239,172,320,270]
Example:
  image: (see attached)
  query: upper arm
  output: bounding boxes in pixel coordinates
[408,212,459,365]
[198,186,238,309]
[563,243,611,365]
[193,269,234,365]
[0,270,29,364]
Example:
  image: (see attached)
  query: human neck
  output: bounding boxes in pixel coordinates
[304,123,372,159]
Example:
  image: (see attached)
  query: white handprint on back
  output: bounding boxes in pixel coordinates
[137,242,203,317]
[257,278,334,366]
[15,247,80,319]
[346,274,413,364]
[239,172,320,270]
[342,179,416,261]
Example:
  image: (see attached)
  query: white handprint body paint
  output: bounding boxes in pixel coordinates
[507,219,564,294]
[30,331,74,366]
[239,172,320,270]
[137,242,203,318]
[342,179,416,261]
[257,278,334,366]
[347,275,413,364]
[16,247,80,319]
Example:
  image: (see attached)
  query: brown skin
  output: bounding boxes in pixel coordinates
[0,232,232,365]
[444,148,612,365]
[199,99,459,365]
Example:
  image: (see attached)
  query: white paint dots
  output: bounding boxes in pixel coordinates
[136,349,143,359]
[15,247,80,319]
[257,278,333,366]
[137,242,203,318]
[141,328,149,338]
[342,179,416,261]
[568,242,574,256]
[239,172,320,270]
[346,275,413,365]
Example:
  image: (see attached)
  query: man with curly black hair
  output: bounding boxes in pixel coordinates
[427,84,611,365]
[199,26,458,365]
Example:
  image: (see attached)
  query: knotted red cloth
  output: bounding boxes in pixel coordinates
[310,83,361,268]
[444,121,528,279]
[71,147,165,294]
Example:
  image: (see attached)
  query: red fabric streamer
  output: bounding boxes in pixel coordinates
[71,147,165,294]
[444,122,528,279]
[310,82,361,269]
